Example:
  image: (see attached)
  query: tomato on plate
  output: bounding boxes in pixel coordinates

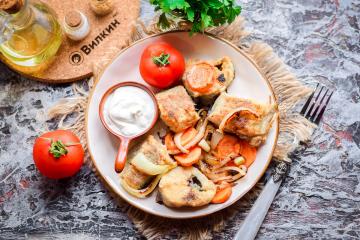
[140,42,185,88]
[33,130,84,179]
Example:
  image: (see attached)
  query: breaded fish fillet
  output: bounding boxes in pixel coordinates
[156,86,200,133]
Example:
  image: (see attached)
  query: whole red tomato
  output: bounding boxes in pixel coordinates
[140,42,185,88]
[33,130,84,179]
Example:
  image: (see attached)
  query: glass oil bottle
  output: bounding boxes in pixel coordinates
[0,0,63,74]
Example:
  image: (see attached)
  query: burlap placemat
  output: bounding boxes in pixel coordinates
[47,16,316,240]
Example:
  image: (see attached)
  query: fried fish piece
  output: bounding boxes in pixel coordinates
[133,135,175,166]
[159,166,216,208]
[208,93,278,146]
[121,135,175,190]
[156,86,200,133]
[122,164,154,190]
[183,56,235,100]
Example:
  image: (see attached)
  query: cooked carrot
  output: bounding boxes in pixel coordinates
[174,146,202,167]
[239,140,257,168]
[226,160,237,167]
[215,135,241,159]
[165,133,177,151]
[181,128,198,145]
[211,186,232,204]
[165,128,197,152]
[186,63,214,93]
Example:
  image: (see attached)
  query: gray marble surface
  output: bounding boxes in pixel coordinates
[1,0,360,239]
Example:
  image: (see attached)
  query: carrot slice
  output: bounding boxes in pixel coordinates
[215,135,241,159]
[165,128,197,152]
[186,63,215,93]
[239,140,257,168]
[165,133,177,151]
[211,186,232,204]
[226,160,237,167]
[174,146,202,167]
[181,128,198,146]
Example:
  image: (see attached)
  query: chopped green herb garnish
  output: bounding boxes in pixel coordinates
[150,0,242,34]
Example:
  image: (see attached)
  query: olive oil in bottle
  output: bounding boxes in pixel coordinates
[0,0,63,74]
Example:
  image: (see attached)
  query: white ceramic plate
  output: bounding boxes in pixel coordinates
[86,31,279,219]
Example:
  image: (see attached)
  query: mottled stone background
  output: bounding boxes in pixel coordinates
[0,0,359,239]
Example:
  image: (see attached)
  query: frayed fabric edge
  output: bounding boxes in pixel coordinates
[46,16,315,240]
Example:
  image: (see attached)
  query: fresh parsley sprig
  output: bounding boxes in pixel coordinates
[150,0,242,34]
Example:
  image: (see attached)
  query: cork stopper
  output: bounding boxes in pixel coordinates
[89,0,113,16]
[65,10,82,28]
[0,0,24,14]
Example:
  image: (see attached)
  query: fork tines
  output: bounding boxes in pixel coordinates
[300,83,334,125]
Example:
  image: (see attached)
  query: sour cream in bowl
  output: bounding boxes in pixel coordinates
[103,86,156,137]
[99,82,158,173]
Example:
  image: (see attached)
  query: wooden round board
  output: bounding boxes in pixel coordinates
[0,0,140,83]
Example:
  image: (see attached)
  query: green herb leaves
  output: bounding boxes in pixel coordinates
[150,0,242,34]
[158,0,190,12]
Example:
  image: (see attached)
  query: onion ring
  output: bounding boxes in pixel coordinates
[212,156,233,170]
[209,166,246,183]
[210,130,224,149]
[183,118,208,149]
[174,131,189,153]
[204,154,220,166]
[198,139,210,152]
[131,153,171,175]
[212,166,244,174]
[198,160,212,174]
[120,174,163,198]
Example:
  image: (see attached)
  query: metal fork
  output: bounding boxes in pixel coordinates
[234,84,334,240]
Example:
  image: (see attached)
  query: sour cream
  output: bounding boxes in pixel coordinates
[103,86,156,137]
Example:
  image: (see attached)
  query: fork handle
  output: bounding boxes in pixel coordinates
[233,161,289,240]
[233,177,282,240]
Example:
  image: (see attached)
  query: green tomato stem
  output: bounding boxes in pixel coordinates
[152,53,170,67]
[39,137,81,158]
[49,140,68,158]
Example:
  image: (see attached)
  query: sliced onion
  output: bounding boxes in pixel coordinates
[213,166,244,174]
[210,166,246,183]
[204,154,220,166]
[210,130,224,149]
[198,160,212,174]
[204,124,215,142]
[168,148,181,155]
[227,172,245,182]
[198,139,210,152]
[172,119,208,154]
[183,118,208,149]
[120,174,163,198]
[234,156,245,166]
[210,175,233,183]
[207,170,229,181]
[131,153,170,175]
[174,132,189,154]
[217,181,233,190]
[218,107,259,132]
[213,156,233,170]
